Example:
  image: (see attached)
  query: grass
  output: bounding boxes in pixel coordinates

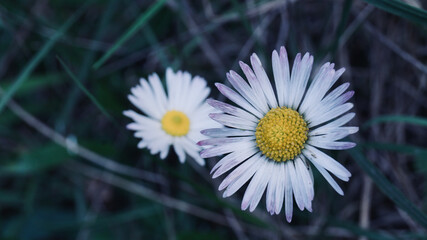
[0,0,426,239]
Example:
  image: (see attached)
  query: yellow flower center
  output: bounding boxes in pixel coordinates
[255,107,308,162]
[161,110,190,137]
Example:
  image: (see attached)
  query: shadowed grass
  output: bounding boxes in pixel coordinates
[92,0,167,69]
[0,6,86,113]
[350,148,427,228]
[363,0,427,24]
[57,56,115,123]
[363,115,427,129]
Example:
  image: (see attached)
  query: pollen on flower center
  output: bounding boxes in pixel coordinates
[161,110,190,136]
[255,107,308,162]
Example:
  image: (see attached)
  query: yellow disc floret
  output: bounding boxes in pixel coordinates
[161,110,190,137]
[255,107,308,162]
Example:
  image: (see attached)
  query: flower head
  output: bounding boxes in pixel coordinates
[124,68,219,165]
[198,46,358,222]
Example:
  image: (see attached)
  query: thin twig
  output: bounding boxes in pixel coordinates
[2,91,168,186]
[67,161,233,227]
[359,175,373,240]
[364,23,427,75]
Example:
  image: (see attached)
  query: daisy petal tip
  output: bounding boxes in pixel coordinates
[241,201,250,211]
[200,129,209,136]
[272,49,279,57]
[250,53,261,64]
[122,110,132,116]
[199,149,208,158]
[212,171,222,179]
[249,204,257,212]
[238,61,249,71]
[286,214,292,223]
[280,46,287,54]
[208,113,218,119]
[214,82,223,90]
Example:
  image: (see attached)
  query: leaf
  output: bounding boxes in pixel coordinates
[363,0,427,24]
[57,56,115,122]
[1,73,65,96]
[363,115,427,129]
[331,219,397,239]
[1,144,71,174]
[361,141,426,155]
[0,6,86,113]
[349,148,427,228]
[92,0,167,69]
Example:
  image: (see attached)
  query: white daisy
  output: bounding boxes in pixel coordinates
[198,46,358,222]
[124,68,219,166]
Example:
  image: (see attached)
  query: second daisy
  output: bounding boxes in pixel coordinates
[124,68,219,166]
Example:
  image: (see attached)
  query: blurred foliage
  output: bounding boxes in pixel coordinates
[0,0,427,239]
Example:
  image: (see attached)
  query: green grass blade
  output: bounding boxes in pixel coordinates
[361,142,426,155]
[57,56,114,122]
[92,0,166,69]
[363,115,427,129]
[331,219,396,240]
[350,148,427,228]
[0,7,85,113]
[363,0,427,24]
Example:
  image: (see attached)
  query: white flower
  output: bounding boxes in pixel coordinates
[198,46,358,222]
[124,68,219,166]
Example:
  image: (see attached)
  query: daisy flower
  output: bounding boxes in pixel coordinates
[198,46,358,222]
[124,68,219,166]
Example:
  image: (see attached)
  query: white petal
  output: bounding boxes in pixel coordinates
[299,64,334,114]
[311,113,355,132]
[295,157,314,211]
[148,73,168,113]
[303,145,351,180]
[266,164,278,214]
[320,83,350,106]
[309,103,354,128]
[250,53,278,108]
[308,140,356,150]
[123,110,160,131]
[241,157,271,211]
[313,91,354,117]
[284,163,294,222]
[279,47,292,106]
[274,163,286,214]
[228,71,269,114]
[211,145,258,178]
[239,61,270,113]
[128,90,162,120]
[201,128,254,137]
[309,126,359,140]
[215,83,263,118]
[311,161,344,195]
[200,140,256,158]
[272,49,286,107]
[209,113,257,130]
[219,153,260,192]
[207,98,258,122]
[287,161,304,211]
[197,136,255,147]
[173,142,186,163]
[291,53,313,109]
